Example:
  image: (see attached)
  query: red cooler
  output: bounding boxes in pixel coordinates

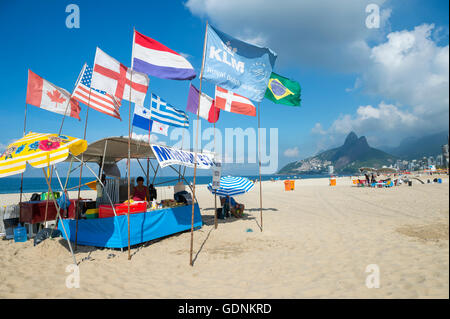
[99,202,147,218]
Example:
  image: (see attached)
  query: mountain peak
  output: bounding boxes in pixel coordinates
[344,131,358,146]
[358,136,369,147]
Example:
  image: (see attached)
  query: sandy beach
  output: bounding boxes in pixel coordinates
[0,176,448,298]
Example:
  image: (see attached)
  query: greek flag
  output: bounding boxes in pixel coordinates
[150,93,189,128]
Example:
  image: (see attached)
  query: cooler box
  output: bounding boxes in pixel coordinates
[99,202,147,218]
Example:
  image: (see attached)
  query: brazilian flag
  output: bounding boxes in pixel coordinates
[264,72,301,106]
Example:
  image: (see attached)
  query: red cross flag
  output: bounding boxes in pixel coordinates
[91,47,149,106]
[214,86,256,116]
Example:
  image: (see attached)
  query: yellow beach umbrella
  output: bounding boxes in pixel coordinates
[0,132,87,178]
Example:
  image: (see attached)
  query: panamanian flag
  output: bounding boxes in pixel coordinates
[132,104,168,136]
[132,30,196,81]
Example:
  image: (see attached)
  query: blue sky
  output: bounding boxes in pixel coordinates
[0,0,448,177]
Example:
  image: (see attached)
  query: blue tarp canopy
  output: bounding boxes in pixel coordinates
[59,204,202,248]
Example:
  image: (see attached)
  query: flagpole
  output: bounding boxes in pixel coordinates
[147,97,152,189]
[213,121,218,229]
[127,27,136,260]
[18,102,28,227]
[257,102,263,232]
[58,63,85,135]
[189,20,208,266]
[74,87,92,250]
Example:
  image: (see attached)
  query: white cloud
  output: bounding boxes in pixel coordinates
[283,146,300,158]
[311,123,326,135]
[185,0,390,71]
[315,24,449,148]
[130,133,165,145]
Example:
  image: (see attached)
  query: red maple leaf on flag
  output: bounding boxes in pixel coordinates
[47,89,66,104]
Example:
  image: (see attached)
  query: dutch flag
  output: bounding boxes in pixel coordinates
[132,30,196,81]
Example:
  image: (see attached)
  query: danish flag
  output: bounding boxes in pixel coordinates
[214,86,256,116]
[91,47,149,106]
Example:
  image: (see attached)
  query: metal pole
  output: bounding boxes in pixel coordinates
[42,168,77,265]
[190,21,208,266]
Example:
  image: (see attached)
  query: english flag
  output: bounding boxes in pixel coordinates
[26,70,81,119]
[91,47,149,106]
[214,86,256,116]
[132,30,196,80]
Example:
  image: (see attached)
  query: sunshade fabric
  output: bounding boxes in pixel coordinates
[0,132,87,178]
[207,176,254,196]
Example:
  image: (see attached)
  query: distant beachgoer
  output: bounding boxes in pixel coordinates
[365,174,370,184]
[371,174,376,184]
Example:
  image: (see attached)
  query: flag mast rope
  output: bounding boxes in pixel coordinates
[189,21,208,266]
[127,27,137,260]
[257,102,263,232]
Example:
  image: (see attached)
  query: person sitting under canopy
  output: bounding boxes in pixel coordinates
[220,195,245,218]
[130,176,150,202]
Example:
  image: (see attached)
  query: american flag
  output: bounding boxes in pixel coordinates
[72,64,122,120]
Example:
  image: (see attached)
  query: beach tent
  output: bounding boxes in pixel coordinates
[59,136,217,256]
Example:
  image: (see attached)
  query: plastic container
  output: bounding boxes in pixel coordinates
[290,180,295,190]
[14,223,27,242]
[329,178,336,186]
[438,178,442,184]
[85,208,99,219]
[284,180,291,191]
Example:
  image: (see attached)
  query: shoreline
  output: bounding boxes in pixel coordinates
[0,176,448,298]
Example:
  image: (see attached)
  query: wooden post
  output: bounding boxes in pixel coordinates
[213,122,218,229]
[127,27,136,260]
[58,63,85,135]
[189,21,208,266]
[257,102,263,231]
[74,86,92,250]
[18,102,27,227]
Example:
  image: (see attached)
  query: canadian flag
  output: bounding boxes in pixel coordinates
[214,86,256,116]
[91,47,149,106]
[26,70,81,119]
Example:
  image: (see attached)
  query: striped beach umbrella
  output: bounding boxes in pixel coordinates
[207,176,254,196]
[0,132,87,178]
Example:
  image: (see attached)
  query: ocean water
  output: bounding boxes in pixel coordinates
[0,174,329,194]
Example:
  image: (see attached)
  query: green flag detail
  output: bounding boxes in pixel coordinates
[265,72,301,106]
